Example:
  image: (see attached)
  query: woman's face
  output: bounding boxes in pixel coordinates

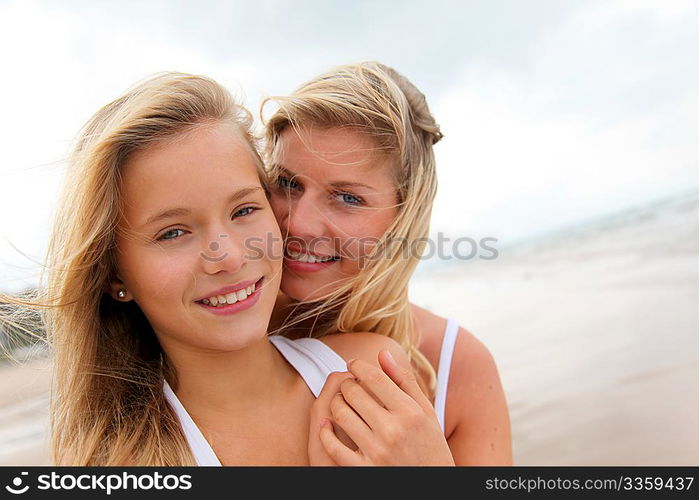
[114,122,282,353]
[268,126,399,301]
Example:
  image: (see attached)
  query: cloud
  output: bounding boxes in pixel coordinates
[1,0,697,289]
[429,1,699,242]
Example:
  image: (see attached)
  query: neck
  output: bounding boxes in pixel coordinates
[164,335,297,417]
[269,291,343,339]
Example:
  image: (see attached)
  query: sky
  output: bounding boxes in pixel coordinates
[1,0,697,291]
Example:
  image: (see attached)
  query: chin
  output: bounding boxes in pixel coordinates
[281,279,323,303]
[214,325,269,351]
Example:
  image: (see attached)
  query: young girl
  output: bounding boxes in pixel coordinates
[263,61,513,465]
[2,71,452,465]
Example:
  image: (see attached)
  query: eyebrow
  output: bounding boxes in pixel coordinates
[278,166,375,191]
[143,186,264,227]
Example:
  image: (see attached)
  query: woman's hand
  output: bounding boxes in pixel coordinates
[312,349,455,466]
[308,370,358,465]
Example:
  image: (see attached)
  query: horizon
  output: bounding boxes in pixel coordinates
[2,185,696,293]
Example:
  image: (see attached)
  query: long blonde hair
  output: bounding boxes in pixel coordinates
[262,61,443,397]
[2,72,266,465]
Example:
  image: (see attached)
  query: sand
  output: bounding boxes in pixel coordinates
[1,191,698,465]
[0,356,51,465]
[410,191,699,465]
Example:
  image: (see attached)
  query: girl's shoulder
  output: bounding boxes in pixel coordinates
[317,331,411,372]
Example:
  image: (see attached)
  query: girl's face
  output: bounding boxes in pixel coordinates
[268,126,399,301]
[114,122,282,353]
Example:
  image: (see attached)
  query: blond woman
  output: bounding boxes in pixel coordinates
[264,62,513,465]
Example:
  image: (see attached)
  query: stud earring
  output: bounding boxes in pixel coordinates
[117,290,126,299]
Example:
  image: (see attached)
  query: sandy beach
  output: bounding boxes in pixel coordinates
[0,356,51,465]
[2,191,698,465]
[411,191,699,465]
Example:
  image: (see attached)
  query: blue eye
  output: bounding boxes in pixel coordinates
[234,206,256,218]
[277,176,300,190]
[157,228,186,241]
[336,192,363,206]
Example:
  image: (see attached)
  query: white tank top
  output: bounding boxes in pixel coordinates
[163,320,460,466]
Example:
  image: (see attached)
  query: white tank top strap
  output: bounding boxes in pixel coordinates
[162,336,348,466]
[268,335,348,397]
[433,317,460,433]
[162,379,221,466]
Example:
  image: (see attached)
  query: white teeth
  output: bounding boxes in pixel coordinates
[286,250,336,264]
[200,280,260,307]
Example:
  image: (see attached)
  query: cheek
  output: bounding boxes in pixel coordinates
[268,192,289,224]
[118,243,192,302]
[241,215,283,269]
[338,254,362,277]
[366,206,398,237]
[331,211,393,250]
[142,261,182,299]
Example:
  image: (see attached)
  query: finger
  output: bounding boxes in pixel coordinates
[329,392,374,451]
[319,419,364,466]
[316,371,356,407]
[310,371,357,457]
[308,405,337,466]
[347,358,417,413]
[377,349,433,412]
[339,377,390,430]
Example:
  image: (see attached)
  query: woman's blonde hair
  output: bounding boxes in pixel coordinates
[262,61,443,398]
[2,72,266,465]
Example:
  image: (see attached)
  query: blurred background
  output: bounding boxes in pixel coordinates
[0,0,697,465]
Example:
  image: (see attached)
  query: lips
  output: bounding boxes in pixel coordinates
[285,248,339,263]
[195,278,264,316]
[283,254,339,273]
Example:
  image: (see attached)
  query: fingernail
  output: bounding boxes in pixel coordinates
[319,418,330,428]
[385,350,396,365]
[346,358,356,370]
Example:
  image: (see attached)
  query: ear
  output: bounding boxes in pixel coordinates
[106,275,132,302]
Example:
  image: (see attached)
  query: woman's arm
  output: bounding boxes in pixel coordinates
[444,328,513,465]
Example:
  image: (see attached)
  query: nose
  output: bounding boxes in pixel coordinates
[200,231,246,275]
[285,192,328,241]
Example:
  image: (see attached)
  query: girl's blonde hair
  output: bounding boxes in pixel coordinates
[262,61,443,398]
[2,72,266,465]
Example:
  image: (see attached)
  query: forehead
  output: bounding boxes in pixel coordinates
[275,126,394,182]
[120,122,261,221]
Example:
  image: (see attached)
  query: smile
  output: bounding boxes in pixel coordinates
[284,249,340,273]
[195,277,264,315]
[285,248,339,263]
